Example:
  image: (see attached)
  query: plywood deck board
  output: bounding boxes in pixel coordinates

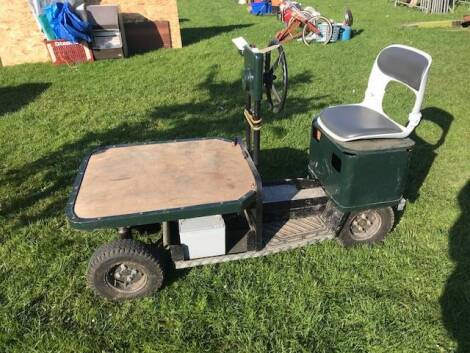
[74,139,256,219]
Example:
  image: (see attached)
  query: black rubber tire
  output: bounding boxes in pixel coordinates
[87,239,164,301]
[338,207,395,248]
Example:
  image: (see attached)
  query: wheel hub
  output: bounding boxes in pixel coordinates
[349,210,382,240]
[263,71,275,86]
[106,262,147,293]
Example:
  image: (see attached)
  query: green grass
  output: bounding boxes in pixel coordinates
[1,0,469,352]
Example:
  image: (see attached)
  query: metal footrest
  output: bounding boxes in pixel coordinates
[263,215,333,251]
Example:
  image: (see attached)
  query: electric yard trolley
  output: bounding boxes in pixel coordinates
[66,38,432,300]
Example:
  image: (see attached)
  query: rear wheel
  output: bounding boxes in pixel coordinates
[338,207,395,247]
[302,15,333,45]
[87,239,164,301]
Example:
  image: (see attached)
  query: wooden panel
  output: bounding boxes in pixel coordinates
[125,21,172,54]
[74,139,256,219]
[0,2,49,66]
[0,0,181,66]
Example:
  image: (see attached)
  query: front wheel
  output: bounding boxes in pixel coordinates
[338,207,395,247]
[87,239,164,301]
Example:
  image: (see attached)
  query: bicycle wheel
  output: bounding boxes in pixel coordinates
[301,20,317,45]
[302,15,333,45]
[264,40,288,113]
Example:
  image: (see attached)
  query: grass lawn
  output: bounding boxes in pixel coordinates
[1,0,470,352]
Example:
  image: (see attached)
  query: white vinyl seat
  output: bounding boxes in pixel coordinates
[317,45,432,142]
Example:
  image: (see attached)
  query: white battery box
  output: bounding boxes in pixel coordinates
[178,215,226,260]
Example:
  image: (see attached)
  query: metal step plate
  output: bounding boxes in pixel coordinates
[263,215,333,251]
[262,184,326,204]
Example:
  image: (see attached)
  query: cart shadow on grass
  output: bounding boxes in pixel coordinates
[390,107,453,228]
[440,181,470,353]
[405,107,453,203]
[396,106,465,350]
[0,83,51,117]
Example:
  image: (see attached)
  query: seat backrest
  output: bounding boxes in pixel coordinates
[362,45,432,136]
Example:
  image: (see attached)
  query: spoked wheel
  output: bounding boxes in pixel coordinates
[302,15,333,45]
[338,207,395,247]
[87,239,164,300]
[264,40,288,113]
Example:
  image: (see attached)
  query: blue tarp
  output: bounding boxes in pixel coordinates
[44,2,91,43]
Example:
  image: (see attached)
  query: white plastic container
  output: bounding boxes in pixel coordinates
[178,215,226,260]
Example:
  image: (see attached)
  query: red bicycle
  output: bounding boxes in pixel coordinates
[276,3,333,45]
[275,2,353,46]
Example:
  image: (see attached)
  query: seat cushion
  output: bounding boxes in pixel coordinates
[319,105,402,140]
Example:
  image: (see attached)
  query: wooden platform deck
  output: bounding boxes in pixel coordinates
[73,139,257,219]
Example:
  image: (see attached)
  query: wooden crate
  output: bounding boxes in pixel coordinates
[45,40,94,65]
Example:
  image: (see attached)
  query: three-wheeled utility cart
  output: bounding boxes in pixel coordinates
[66,38,432,300]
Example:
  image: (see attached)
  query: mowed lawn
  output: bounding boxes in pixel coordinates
[1,0,469,352]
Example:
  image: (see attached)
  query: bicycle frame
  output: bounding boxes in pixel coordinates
[275,7,321,44]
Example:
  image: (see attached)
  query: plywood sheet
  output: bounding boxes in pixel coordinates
[0,2,50,66]
[0,0,181,66]
[74,139,256,219]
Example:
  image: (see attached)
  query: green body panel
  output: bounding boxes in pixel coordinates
[67,196,256,231]
[308,119,415,212]
[242,45,264,101]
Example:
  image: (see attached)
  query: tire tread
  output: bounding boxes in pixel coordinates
[87,239,163,300]
[338,207,395,247]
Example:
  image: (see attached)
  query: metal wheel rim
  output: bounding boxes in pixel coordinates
[302,23,317,46]
[349,210,382,241]
[300,9,319,46]
[105,262,148,293]
[302,16,333,45]
[313,16,333,45]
